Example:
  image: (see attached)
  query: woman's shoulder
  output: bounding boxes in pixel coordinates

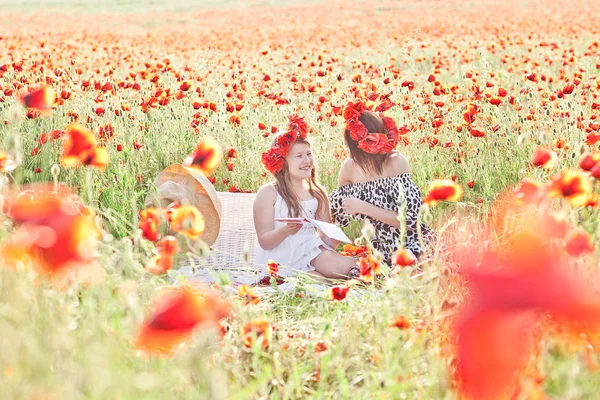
[385,151,410,175]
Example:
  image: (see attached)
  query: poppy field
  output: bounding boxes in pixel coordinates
[2,0,600,398]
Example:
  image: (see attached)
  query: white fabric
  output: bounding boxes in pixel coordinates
[254,189,329,276]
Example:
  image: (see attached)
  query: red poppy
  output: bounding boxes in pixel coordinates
[531,147,557,170]
[547,170,593,208]
[358,254,382,281]
[2,185,103,282]
[449,208,600,400]
[424,179,463,206]
[287,114,310,138]
[242,319,273,349]
[139,208,161,242]
[391,248,416,267]
[390,315,412,330]
[135,286,232,355]
[330,285,351,301]
[20,86,56,110]
[565,230,595,257]
[61,123,109,170]
[512,179,543,204]
[182,137,223,176]
[358,133,388,154]
[261,147,285,174]
[338,244,369,257]
[238,285,261,305]
[267,259,279,278]
[168,205,205,240]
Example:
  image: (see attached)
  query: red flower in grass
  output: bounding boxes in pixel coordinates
[61,123,109,170]
[330,285,351,301]
[183,137,223,176]
[267,259,279,278]
[2,185,103,284]
[424,179,463,206]
[358,254,382,282]
[242,319,273,349]
[565,230,595,257]
[391,248,416,267]
[20,85,56,110]
[146,236,178,275]
[547,170,594,208]
[238,285,261,305]
[136,286,232,356]
[390,315,412,330]
[447,205,600,400]
[531,147,557,170]
[338,244,369,257]
[167,205,205,241]
[139,208,161,242]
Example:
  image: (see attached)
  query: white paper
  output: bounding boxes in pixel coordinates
[274,217,351,243]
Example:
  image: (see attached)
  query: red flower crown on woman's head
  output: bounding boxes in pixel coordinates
[261,115,311,174]
[343,100,400,155]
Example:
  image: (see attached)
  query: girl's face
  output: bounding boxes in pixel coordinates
[285,142,313,180]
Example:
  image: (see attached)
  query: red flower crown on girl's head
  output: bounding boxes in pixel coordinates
[343,100,400,155]
[261,114,311,174]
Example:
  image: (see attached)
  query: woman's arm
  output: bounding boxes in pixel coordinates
[341,152,414,230]
[253,185,301,250]
[341,198,408,229]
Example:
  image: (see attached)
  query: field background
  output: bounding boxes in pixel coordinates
[1,0,600,399]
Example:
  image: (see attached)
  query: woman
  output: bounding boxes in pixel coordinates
[329,102,433,265]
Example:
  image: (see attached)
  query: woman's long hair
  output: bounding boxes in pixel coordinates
[272,137,329,219]
[344,111,392,175]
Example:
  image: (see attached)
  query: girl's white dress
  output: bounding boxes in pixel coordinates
[255,189,329,276]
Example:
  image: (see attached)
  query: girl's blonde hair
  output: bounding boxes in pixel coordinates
[270,137,329,219]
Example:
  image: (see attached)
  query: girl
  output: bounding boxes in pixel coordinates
[254,124,358,281]
[329,102,434,265]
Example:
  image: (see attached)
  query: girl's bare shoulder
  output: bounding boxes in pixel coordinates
[255,183,278,204]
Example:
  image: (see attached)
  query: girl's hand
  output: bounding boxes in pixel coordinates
[281,223,303,236]
[342,198,366,215]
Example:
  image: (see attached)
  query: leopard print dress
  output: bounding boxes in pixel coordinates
[329,174,433,264]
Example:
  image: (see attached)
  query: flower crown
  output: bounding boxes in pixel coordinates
[343,101,400,155]
[261,115,311,174]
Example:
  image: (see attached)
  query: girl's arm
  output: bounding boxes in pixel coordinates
[253,185,300,250]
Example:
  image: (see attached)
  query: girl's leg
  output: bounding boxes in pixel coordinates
[309,248,357,280]
[306,271,329,284]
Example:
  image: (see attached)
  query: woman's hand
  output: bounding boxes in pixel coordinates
[281,222,303,236]
[342,198,366,215]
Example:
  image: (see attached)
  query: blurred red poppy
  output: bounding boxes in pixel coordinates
[61,123,109,170]
[168,205,205,240]
[330,285,350,301]
[136,286,232,355]
[238,285,261,305]
[424,179,463,206]
[183,137,223,176]
[139,208,161,242]
[2,185,103,282]
[242,319,273,349]
[391,248,416,267]
[390,315,412,330]
[20,86,56,110]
